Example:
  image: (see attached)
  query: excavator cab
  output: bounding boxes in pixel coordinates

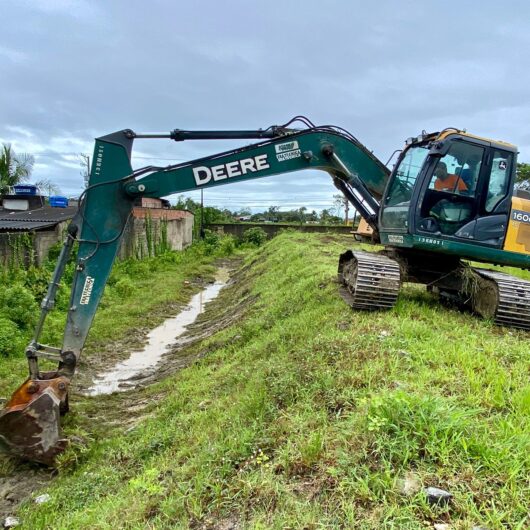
[379,130,530,264]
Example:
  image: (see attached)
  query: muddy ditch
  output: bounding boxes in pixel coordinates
[0,256,257,522]
[87,266,230,396]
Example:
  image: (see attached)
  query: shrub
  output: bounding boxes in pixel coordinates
[217,235,236,255]
[203,230,220,247]
[0,283,38,330]
[202,230,221,255]
[0,317,26,357]
[242,227,267,246]
[114,277,136,297]
[118,259,151,279]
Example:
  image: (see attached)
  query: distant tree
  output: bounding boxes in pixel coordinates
[174,196,198,212]
[307,210,318,222]
[333,194,344,216]
[236,208,252,217]
[34,178,61,197]
[173,195,233,224]
[333,193,351,223]
[79,153,90,187]
[297,206,307,225]
[319,208,342,225]
[516,162,530,185]
[0,144,34,194]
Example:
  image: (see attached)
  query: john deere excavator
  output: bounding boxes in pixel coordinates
[1,116,529,464]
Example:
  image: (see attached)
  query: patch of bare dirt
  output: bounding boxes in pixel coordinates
[0,468,54,521]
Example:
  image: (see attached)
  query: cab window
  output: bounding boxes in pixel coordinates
[381,145,429,229]
[485,150,513,212]
[385,146,429,206]
[419,143,484,236]
[428,142,484,196]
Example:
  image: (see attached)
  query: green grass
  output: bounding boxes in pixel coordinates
[6,233,530,529]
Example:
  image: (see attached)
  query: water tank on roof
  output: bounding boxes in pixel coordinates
[49,196,68,208]
[13,184,38,196]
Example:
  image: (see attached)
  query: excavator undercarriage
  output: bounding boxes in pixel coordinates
[338,250,530,330]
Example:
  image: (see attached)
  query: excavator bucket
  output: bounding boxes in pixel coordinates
[0,374,69,465]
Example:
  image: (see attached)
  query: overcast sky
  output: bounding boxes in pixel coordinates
[2,0,530,213]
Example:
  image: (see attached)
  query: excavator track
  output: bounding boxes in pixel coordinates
[338,250,401,310]
[470,268,530,330]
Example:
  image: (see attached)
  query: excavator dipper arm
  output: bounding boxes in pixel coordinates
[0,120,389,464]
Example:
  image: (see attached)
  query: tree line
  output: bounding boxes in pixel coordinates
[173,196,347,225]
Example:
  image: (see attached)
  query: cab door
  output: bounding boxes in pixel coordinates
[415,140,516,248]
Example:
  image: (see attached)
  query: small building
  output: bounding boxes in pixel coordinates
[0,194,77,266]
[119,197,194,259]
[0,192,194,267]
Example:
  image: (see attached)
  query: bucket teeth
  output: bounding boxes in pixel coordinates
[0,375,69,465]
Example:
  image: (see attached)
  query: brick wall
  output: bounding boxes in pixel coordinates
[207,222,353,240]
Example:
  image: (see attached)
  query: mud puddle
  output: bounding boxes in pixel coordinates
[87,268,229,396]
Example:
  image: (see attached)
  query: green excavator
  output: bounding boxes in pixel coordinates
[1,116,529,464]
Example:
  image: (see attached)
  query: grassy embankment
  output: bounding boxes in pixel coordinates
[7,232,530,529]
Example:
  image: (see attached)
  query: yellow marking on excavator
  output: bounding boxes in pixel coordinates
[504,196,530,255]
[436,130,517,149]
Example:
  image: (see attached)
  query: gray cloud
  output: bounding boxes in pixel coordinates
[1,0,530,211]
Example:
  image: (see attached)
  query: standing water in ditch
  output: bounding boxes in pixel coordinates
[87,268,229,396]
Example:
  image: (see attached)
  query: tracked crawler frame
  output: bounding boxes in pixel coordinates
[338,250,530,330]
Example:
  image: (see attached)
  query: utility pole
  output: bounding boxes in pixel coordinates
[200,188,205,239]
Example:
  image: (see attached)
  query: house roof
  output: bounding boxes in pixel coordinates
[0,205,77,231]
[0,220,59,231]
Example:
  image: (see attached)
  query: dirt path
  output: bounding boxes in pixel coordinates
[0,256,253,523]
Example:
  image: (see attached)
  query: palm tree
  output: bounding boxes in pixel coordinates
[34,178,61,197]
[0,144,34,195]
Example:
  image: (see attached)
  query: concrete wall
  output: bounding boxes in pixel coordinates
[0,210,194,267]
[119,209,194,259]
[0,221,68,267]
[207,222,353,240]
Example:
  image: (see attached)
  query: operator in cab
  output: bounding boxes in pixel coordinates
[434,162,467,193]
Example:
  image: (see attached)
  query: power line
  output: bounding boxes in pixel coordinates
[32,152,187,162]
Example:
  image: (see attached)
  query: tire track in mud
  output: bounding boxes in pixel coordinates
[0,256,257,523]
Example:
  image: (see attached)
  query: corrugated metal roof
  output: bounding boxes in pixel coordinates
[0,205,77,223]
[0,220,59,231]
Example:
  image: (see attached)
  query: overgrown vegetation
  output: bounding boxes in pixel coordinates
[0,233,242,392]
[516,162,530,190]
[242,226,267,246]
[4,232,528,529]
